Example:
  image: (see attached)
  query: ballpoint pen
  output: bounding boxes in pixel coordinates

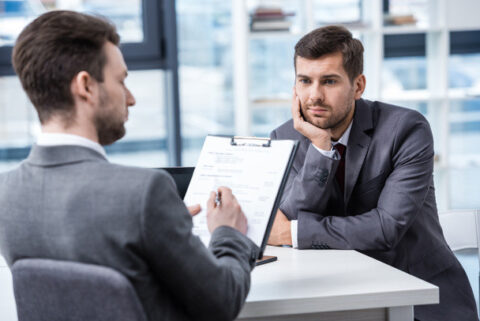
[215,191,221,207]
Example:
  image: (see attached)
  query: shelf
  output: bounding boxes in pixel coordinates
[248,30,302,40]
[447,25,480,32]
[448,88,480,100]
[382,25,444,35]
[251,98,290,109]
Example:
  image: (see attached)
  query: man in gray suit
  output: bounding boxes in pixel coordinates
[0,11,259,321]
[268,26,477,320]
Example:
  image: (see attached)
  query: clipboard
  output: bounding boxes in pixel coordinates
[184,135,298,259]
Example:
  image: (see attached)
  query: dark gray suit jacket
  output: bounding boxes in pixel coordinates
[0,145,259,321]
[271,99,477,321]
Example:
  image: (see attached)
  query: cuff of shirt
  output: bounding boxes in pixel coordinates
[291,220,298,248]
[312,143,336,159]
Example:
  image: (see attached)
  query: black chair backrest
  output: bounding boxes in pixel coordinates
[160,167,195,199]
[12,258,147,321]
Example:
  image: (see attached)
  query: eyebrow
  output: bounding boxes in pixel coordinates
[296,73,341,79]
[320,74,341,79]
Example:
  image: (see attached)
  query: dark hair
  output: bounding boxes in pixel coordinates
[294,25,364,82]
[12,10,120,124]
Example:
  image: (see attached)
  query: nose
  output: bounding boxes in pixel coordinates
[126,87,136,107]
[309,82,324,103]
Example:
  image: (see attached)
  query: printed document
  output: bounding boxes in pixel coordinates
[184,136,297,248]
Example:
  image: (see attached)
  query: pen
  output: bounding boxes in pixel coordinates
[215,191,221,207]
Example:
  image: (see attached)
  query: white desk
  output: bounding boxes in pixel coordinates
[238,246,438,321]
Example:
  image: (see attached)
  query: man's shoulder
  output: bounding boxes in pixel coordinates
[369,100,427,124]
[104,162,163,176]
[359,100,430,136]
[363,100,433,149]
[94,162,174,187]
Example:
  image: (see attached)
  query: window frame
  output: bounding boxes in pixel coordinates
[0,0,182,165]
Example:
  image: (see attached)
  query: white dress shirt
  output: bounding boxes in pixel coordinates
[290,120,353,247]
[36,132,107,158]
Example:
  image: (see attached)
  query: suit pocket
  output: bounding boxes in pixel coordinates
[356,170,386,196]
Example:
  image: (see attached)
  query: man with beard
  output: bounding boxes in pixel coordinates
[0,11,259,321]
[268,26,478,321]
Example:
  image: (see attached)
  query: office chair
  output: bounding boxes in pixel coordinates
[439,209,480,315]
[160,167,195,199]
[12,258,147,321]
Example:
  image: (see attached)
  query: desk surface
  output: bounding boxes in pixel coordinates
[239,246,438,319]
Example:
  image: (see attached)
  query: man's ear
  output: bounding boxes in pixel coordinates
[70,71,98,105]
[353,74,366,100]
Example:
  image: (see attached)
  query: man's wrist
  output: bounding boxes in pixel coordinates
[311,143,336,158]
[284,220,293,246]
[310,139,332,151]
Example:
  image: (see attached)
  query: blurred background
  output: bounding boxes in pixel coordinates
[0,0,479,213]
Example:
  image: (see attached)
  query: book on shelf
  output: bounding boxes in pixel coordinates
[384,14,417,26]
[250,6,295,32]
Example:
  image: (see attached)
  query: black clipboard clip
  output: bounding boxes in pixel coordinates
[230,136,271,147]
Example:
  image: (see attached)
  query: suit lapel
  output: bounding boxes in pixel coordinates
[344,99,374,205]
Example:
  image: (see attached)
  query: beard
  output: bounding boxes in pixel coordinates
[302,90,355,131]
[94,86,126,146]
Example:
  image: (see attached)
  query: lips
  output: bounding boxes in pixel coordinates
[307,107,329,116]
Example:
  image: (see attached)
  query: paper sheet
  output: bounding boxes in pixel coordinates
[184,136,296,247]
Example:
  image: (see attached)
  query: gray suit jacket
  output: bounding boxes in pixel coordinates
[271,99,477,321]
[0,145,259,321]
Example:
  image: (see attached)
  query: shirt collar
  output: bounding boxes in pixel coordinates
[36,132,107,158]
[332,120,353,147]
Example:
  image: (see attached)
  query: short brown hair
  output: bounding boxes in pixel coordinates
[294,25,364,82]
[12,10,120,124]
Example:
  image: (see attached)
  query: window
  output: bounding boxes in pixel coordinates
[446,31,480,209]
[448,99,480,209]
[0,0,144,47]
[382,34,427,97]
[0,0,179,169]
[177,0,235,165]
[250,37,296,136]
[449,31,480,91]
[313,0,361,26]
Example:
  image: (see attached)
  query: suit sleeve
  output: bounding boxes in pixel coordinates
[139,171,259,321]
[270,129,340,220]
[286,113,435,250]
[280,144,340,220]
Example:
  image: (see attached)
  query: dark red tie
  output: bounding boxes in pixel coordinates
[334,144,346,194]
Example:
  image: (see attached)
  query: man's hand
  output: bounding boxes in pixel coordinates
[268,209,292,246]
[206,187,248,235]
[291,87,332,150]
[187,204,201,216]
